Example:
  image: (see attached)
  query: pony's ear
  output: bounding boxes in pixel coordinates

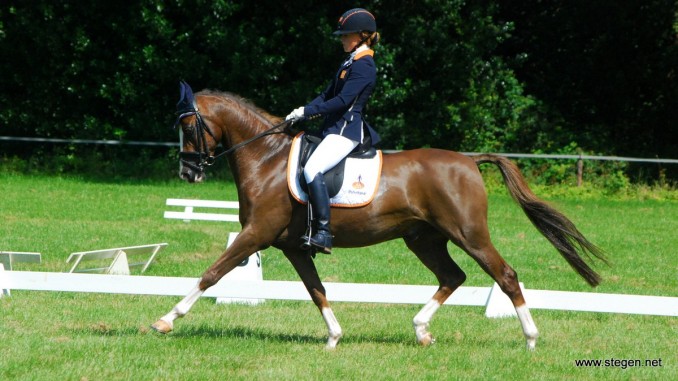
[178,80,187,101]
[174,81,198,129]
[176,80,196,114]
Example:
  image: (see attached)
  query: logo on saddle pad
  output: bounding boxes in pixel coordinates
[352,175,365,190]
[287,133,383,208]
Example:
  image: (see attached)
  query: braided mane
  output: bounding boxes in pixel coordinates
[197,90,283,127]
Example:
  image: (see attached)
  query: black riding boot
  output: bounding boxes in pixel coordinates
[307,173,332,254]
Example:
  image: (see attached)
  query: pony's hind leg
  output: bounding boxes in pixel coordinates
[434,165,540,350]
[404,230,467,346]
[461,234,539,350]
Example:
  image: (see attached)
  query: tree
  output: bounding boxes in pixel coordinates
[1,0,675,174]
[497,0,678,158]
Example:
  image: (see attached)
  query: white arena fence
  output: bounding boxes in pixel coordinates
[2,269,677,318]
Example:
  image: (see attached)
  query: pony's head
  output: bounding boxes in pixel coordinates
[173,81,221,183]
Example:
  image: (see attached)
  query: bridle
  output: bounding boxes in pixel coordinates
[174,91,294,173]
[174,106,218,172]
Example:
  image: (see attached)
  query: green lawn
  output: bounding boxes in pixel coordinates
[1,174,676,380]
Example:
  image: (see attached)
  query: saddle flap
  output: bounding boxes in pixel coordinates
[299,134,321,168]
[297,134,345,198]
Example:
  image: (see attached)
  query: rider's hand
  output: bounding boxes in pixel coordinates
[285,107,305,121]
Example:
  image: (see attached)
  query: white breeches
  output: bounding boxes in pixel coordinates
[303,134,359,183]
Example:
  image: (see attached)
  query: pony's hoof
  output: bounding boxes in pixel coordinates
[526,338,537,351]
[325,333,342,350]
[417,333,436,347]
[414,322,436,346]
[150,319,173,334]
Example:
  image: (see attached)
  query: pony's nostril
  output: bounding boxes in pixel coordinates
[179,168,192,181]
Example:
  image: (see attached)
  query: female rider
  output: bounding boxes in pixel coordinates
[285,8,381,254]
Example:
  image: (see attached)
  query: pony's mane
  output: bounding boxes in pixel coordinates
[196,89,290,161]
[197,89,282,126]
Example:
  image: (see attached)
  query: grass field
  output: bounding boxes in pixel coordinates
[1,173,676,380]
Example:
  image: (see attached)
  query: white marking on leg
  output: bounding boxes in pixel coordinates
[413,299,441,346]
[515,304,539,350]
[159,283,204,329]
[322,307,343,349]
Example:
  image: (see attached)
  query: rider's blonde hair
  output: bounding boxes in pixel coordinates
[360,31,380,47]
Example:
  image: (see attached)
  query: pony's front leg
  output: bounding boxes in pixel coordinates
[284,250,342,349]
[322,304,343,349]
[152,228,262,334]
[151,283,204,334]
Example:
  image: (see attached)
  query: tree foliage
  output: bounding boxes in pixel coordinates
[1,0,676,165]
[497,0,678,158]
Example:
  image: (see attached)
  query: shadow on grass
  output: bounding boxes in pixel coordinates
[172,325,324,344]
[72,323,417,346]
[172,324,416,346]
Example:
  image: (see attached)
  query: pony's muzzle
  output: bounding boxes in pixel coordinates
[179,166,205,183]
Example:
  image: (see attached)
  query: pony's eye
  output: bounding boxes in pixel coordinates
[183,124,196,135]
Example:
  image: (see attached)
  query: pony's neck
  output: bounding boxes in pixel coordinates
[206,93,291,200]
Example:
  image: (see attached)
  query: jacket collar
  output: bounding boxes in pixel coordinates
[343,45,374,67]
[354,48,374,61]
[352,44,373,61]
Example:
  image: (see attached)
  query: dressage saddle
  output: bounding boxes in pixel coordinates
[297,133,376,198]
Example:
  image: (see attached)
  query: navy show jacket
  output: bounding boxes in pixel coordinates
[303,49,381,146]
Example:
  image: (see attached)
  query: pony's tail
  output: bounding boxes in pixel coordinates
[473,154,608,287]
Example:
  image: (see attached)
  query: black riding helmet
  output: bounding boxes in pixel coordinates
[333,8,376,35]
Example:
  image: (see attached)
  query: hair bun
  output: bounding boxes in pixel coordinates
[371,32,380,46]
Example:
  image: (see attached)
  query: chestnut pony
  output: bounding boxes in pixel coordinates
[152,82,606,350]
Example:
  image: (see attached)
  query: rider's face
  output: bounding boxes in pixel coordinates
[340,33,362,53]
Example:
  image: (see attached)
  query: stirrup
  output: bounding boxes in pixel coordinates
[299,234,311,250]
[300,204,313,250]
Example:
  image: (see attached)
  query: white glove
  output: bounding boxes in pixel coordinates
[285,106,305,121]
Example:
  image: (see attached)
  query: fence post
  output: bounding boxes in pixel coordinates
[577,158,584,186]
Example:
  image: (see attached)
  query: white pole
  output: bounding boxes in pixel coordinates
[179,128,184,173]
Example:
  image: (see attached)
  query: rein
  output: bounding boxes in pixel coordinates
[218,119,294,158]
